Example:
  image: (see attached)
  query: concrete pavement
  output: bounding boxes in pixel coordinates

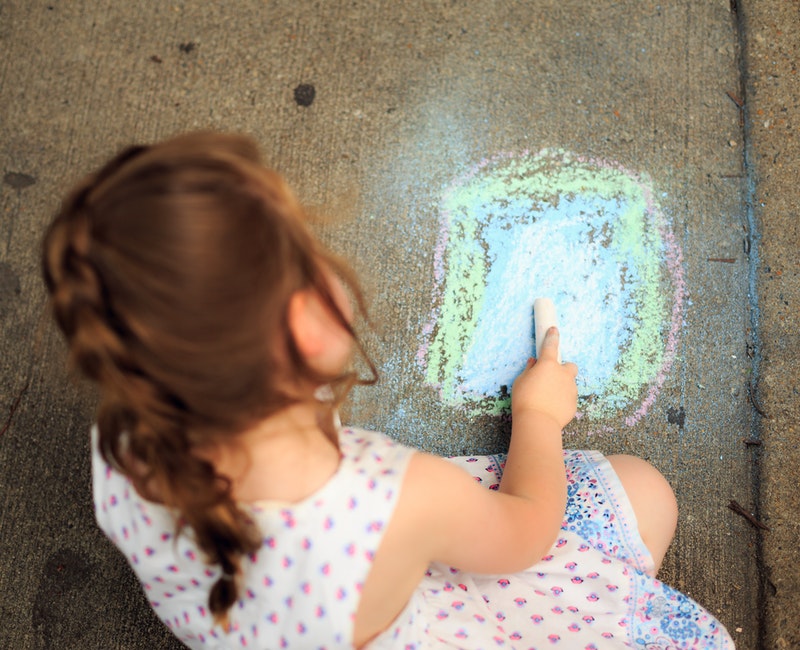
[0,1,796,648]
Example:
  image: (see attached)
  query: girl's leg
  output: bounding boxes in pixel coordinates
[605,454,678,575]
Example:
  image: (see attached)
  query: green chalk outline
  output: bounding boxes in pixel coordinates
[425,151,668,419]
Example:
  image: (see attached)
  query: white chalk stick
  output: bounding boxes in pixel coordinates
[534,297,562,363]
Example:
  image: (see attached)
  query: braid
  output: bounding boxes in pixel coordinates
[42,143,263,627]
[43,134,378,628]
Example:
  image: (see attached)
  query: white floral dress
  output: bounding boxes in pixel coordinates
[92,427,734,649]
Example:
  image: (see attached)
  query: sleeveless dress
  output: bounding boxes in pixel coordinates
[92,427,734,649]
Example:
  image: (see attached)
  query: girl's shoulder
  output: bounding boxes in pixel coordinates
[338,426,413,457]
[335,426,418,485]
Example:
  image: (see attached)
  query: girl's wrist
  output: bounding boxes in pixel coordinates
[511,409,564,434]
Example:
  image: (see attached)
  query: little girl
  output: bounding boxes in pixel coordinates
[43,132,734,649]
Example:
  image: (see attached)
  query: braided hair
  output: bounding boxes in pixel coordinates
[41,132,375,627]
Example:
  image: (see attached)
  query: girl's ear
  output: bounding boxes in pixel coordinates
[287,289,327,361]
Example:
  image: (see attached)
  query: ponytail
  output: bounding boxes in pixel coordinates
[44,134,377,626]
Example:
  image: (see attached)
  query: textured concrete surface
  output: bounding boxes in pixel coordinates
[739,1,800,648]
[0,1,795,648]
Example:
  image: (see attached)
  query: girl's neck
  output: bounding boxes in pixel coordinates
[206,400,342,505]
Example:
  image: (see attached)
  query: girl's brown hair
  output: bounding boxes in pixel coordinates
[41,132,375,626]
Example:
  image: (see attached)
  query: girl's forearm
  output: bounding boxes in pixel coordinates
[499,412,567,547]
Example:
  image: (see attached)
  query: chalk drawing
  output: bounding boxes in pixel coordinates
[418,150,684,428]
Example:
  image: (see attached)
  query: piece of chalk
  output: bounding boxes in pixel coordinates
[533,297,562,363]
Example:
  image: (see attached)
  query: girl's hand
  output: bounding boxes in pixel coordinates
[511,327,578,428]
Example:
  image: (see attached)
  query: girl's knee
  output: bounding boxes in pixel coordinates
[606,454,678,575]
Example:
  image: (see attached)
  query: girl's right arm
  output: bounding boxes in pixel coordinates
[354,329,577,644]
[408,327,578,574]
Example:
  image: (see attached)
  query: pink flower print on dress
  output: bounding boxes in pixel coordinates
[185,550,197,561]
[552,606,563,615]
[565,561,577,570]
[555,537,567,548]
[315,605,325,618]
[455,629,468,639]
[531,614,544,624]
[280,510,296,528]
[587,593,600,602]
[282,556,293,569]
[324,516,334,530]
[160,532,171,542]
[436,609,449,620]
[510,632,522,641]
[266,612,278,624]
[145,546,156,557]
[550,586,563,596]
[265,536,276,549]
[300,582,311,595]
[547,633,561,643]
[366,521,383,533]
[497,578,510,588]
[452,600,465,610]
[335,587,347,600]
[582,615,595,624]
[571,576,584,584]
[344,543,356,556]
[348,497,358,509]
[514,597,527,607]
[320,563,330,576]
